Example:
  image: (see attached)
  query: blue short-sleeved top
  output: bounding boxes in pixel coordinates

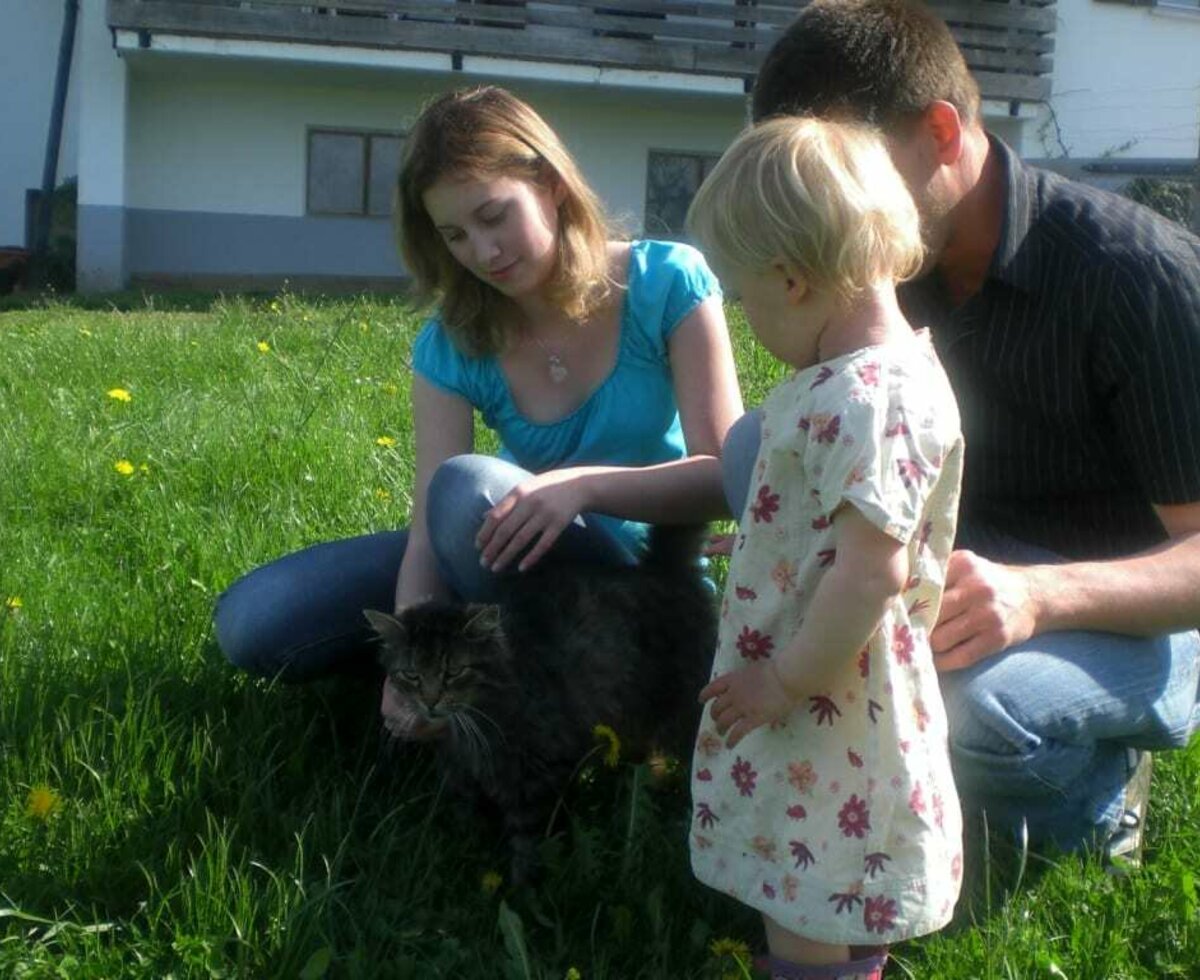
[412,239,721,550]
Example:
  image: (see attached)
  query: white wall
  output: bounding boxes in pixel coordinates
[0,0,81,246]
[1031,0,1200,160]
[123,56,746,228]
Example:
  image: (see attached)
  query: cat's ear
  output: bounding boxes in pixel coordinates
[363,608,407,646]
[462,603,502,641]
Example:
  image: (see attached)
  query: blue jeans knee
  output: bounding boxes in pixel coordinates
[425,453,523,600]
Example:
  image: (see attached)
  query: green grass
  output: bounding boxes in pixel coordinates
[1,292,1197,979]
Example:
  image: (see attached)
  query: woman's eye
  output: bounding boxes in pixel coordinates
[445,666,470,681]
[480,208,506,226]
[398,671,421,685]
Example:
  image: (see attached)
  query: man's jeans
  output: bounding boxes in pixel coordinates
[722,410,1200,850]
[214,454,636,682]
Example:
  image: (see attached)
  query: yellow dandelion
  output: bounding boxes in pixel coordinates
[383,383,399,396]
[78,327,93,338]
[648,751,680,781]
[592,723,621,768]
[565,969,582,980]
[25,784,61,821]
[256,340,271,353]
[114,459,135,477]
[374,488,391,502]
[375,436,397,448]
[106,387,132,403]
[709,937,751,965]
[481,870,503,895]
[269,300,282,314]
[4,596,22,613]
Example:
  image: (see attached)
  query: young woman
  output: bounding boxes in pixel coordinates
[214,86,743,735]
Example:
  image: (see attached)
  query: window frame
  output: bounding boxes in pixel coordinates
[642,148,723,240]
[305,126,406,219]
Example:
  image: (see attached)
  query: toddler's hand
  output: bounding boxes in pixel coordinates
[700,661,796,749]
[702,533,736,558]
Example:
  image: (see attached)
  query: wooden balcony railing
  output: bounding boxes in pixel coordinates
[108,0,1055,104]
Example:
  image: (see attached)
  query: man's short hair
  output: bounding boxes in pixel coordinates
[752,0,981,129]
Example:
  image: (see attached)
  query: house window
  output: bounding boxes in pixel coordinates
[643,150,722,238]
[307,129,405,217]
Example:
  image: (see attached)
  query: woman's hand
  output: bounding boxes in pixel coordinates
[700,660,798,749]
[380,678,447,740]
[475,468,593,572]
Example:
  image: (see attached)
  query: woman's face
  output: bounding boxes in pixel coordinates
[423,172,561,299]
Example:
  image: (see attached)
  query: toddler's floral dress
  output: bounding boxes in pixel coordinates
[691,332,965,943]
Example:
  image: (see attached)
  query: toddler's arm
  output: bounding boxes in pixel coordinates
[702,505,909,748]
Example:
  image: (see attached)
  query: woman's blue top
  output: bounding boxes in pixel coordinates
[411,239,721,552]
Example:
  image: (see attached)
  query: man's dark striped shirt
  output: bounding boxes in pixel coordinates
[899,139,1200,561]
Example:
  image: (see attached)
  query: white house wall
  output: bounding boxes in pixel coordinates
[1031,0,1200,162]
[119,54,745,287]
[0,0,81,248]
[77,0,130,291]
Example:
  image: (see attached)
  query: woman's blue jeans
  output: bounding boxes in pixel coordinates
[723,410,1200,851]
[214,454,637,683]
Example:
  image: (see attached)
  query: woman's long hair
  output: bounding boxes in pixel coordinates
[396,86,612,356]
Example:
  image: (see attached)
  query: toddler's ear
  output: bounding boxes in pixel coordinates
[363,608,407,645]
[773,261,810,305]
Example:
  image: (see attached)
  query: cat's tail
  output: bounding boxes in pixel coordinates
[640,524,708,572]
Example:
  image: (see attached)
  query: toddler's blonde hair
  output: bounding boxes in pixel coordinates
[686,116,923,299]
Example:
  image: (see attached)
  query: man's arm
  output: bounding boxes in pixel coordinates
[931,499,1200,671]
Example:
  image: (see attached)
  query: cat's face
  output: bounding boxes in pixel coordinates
[365,604,507,722]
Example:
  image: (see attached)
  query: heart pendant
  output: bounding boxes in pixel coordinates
[548,355,568,384]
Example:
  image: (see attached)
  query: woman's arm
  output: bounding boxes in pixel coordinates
[392,374,475,611]
[477,296,745,571]
[583,294,745,517]
[702,507,910,748]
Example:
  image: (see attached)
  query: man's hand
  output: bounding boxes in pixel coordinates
[699,660,797,748]
[476,469,592,573]
[931,549,1041,672]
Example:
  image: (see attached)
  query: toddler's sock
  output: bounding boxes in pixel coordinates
[763,950,888,980]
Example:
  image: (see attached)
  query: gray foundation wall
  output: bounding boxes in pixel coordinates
[117,207,407,291]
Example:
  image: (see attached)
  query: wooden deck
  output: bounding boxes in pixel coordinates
[107,0,1055,104]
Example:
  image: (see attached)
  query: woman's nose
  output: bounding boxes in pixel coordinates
[470,231,501,265]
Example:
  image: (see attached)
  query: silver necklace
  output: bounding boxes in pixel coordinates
[528,332,569,384]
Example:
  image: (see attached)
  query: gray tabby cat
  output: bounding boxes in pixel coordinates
[365,525,717,884]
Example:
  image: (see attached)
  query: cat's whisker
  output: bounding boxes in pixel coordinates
[451,709,495,783]
[462,704,507,746]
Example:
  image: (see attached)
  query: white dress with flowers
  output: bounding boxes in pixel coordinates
[690,332,965,944]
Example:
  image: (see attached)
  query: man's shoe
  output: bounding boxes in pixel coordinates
[1105,748,1153,873]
